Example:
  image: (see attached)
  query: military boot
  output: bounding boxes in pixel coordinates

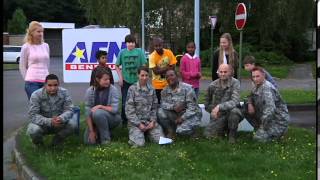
[166,128,176,140]
[228,129,237,144]
[51,135,65,147]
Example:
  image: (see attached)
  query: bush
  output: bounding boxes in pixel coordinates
[201,43,294,68]
[7,8,27,34]
[199,47,213,67]
[304,51,316,62]
[234,43,293,66]
[234,43,257,59]
[252,50,293,66]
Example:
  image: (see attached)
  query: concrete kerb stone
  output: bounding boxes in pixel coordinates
[287,104,316,111]
[14,133,45,180]
[3,68,19,71]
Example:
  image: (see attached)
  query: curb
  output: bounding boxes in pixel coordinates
[3,69,19,71]
[13,134,45,180]
[287,104,315,111]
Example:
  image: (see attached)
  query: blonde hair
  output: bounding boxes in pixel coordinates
[23,21,44,44]
[218,33,236,68]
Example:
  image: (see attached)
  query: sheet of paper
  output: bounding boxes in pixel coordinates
[159,136,173,145]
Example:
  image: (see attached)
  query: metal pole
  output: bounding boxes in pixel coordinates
[141,0,145,52]
[194,0,200,56]
[210,27,213,67]
[238,30,243,83]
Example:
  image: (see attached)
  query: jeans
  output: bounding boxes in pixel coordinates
[121,80,133,125]
[155,89,162,104]
[25,81,44,100]
[83,109,121,145]
[193,88,199,99]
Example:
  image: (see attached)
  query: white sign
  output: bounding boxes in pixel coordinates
[62,28,130,83]
[209,16,217,29]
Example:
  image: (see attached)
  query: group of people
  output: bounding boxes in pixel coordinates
[20,21,289,147]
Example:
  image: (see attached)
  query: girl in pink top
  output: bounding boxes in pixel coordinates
[19,21,50,100]
[180,42,201,98]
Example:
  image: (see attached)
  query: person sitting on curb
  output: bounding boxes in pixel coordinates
[26,74,77,146]
[157,69,202,139]
[126,66,164,147]
[203,64,243,143]
[243,67,289,142]
[243,55,278,89]
[84,68,121,145]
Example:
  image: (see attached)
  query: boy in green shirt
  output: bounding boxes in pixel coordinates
[115,34,147,125]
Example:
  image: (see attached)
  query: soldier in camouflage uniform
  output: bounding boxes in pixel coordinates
[157,69,202,139]
[126,67,164,147]
[244,67,289,142]
[26,74,77,146]
[204,64,243,143]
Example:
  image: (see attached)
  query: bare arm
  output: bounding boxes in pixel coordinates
[115,66,123,86]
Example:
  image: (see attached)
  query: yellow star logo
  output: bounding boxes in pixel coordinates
[72,46,85,60]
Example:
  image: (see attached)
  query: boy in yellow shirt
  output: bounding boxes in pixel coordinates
[149,37,177,104]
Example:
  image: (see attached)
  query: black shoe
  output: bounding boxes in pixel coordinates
[51,135,64,147]
[33,141,44,147]
[228,130,237,144]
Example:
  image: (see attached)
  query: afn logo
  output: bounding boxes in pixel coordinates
[65,42,126,70]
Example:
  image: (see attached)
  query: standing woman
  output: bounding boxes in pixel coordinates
[211,33,238,81]
[19,21,50,100]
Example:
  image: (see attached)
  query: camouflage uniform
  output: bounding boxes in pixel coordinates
[125,82,164,147]
[244,80,289,142]
[157,82,202,136]
[26,87,77,145]
[204,77,243,138]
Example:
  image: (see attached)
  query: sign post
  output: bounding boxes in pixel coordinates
[235,3,247,83]
[209,16,217,71]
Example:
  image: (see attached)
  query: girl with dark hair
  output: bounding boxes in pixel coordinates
[84,68,121,145]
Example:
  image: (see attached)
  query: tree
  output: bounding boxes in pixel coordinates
[7,8,27,34]
[4,0,89,30]
[77,0,315,62]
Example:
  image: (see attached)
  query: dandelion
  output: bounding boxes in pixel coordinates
[282,156,286,160]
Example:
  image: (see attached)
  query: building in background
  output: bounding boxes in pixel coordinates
[40,22,75,56]
[3,22,75,57]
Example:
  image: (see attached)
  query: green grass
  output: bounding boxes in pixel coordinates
[3,63,19,70]
[201,65,292,79]
[18,119,316,179]
[198,90,315,105]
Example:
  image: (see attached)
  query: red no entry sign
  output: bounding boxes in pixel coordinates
[235,3,247,30]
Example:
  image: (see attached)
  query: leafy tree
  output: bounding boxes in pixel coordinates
[78,0,141,31]
[4,0,88,30]
[7,8,27,34]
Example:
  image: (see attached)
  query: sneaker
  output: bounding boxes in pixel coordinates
[166,129,176,140]
[100,140,110,145]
